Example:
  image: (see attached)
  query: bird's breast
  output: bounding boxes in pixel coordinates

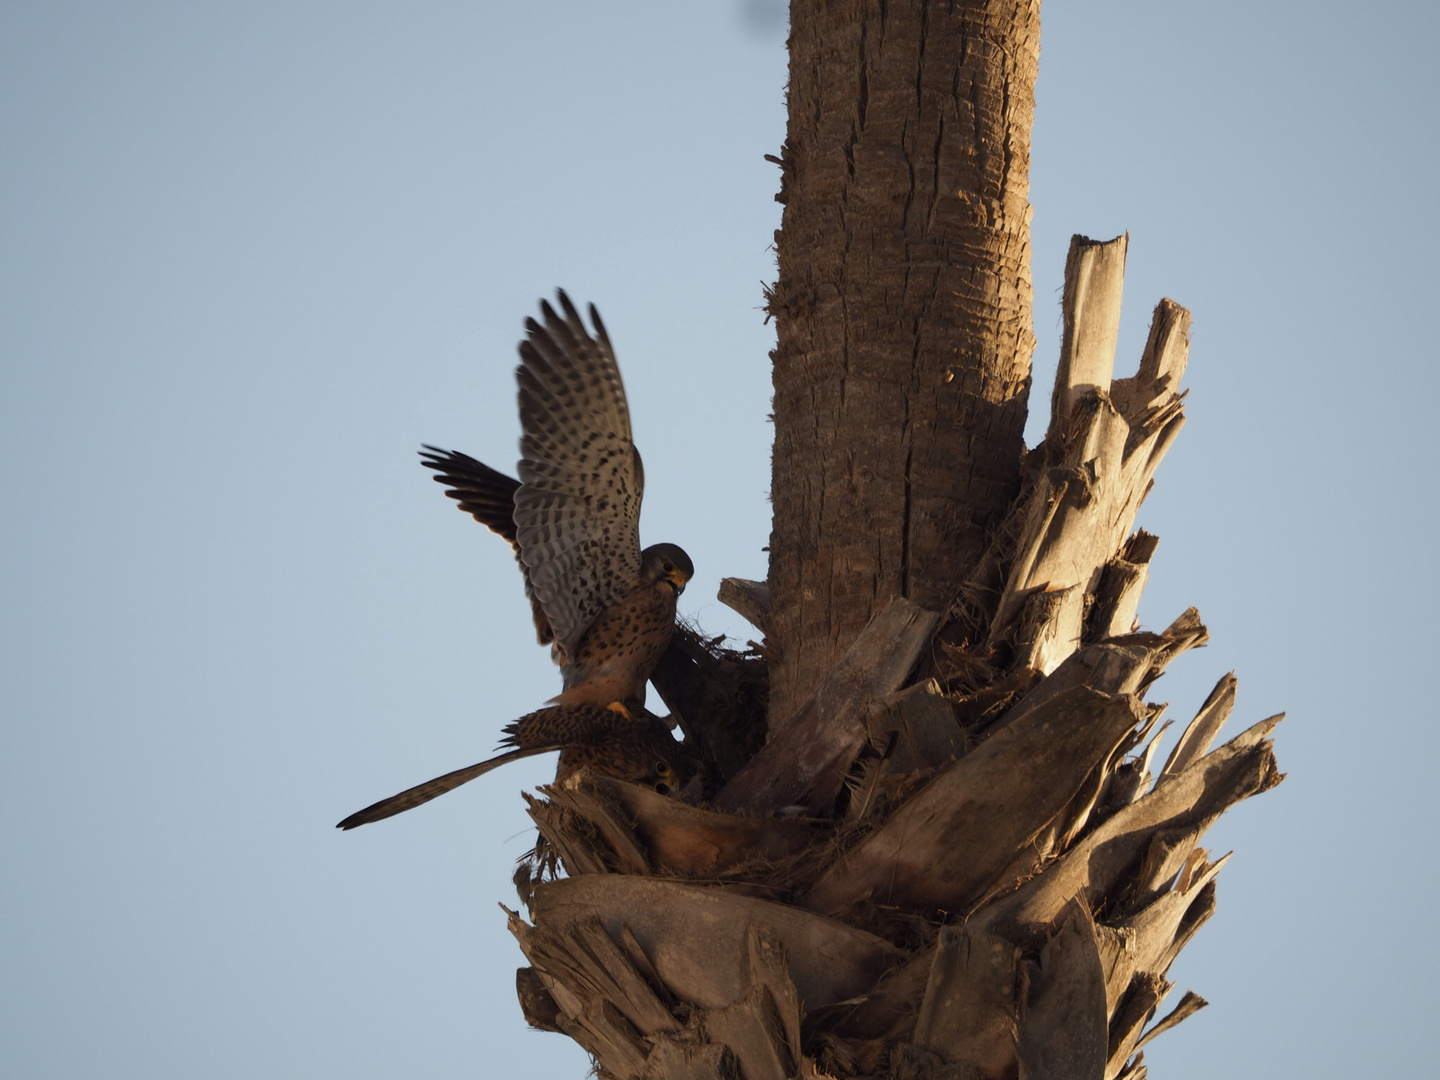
[555,581,680,706]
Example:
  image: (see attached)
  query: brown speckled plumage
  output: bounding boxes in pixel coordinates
[338,294,694,830]
[504,705,686,785]
[514,294,645,662]
[421,292,692,709]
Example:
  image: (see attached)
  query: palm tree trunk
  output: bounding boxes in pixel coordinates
[507,5,1284,1079]
[767,0,1039,722]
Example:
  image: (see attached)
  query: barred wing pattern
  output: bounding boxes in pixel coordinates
[418,446,553,647]
[513,293,644,661]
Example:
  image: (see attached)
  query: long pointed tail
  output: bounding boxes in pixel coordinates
[336,745,560,830]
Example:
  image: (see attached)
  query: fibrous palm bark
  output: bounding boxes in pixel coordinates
[767,0,1039,723]
[506,4,1282,1079]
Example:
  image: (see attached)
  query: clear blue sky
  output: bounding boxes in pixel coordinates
[3,2,1435,1077]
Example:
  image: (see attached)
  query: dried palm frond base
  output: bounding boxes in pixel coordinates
[507,236,1284,1080]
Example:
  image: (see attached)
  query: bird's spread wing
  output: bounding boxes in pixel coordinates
[335,745,560,830]
[513,292,644,659]
[418,446,520,543]
[418,446,553,646]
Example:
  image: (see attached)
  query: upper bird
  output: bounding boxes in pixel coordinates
[337,293,693,830]
[425,291,693,710]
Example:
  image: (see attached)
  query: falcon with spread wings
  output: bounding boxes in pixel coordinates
[338,293,693,829]
[427,291,693,707]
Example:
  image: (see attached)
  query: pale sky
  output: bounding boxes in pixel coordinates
[3,2,1436,1077]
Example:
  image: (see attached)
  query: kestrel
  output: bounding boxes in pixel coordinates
[338,293,693,829]
[423,292,693,709]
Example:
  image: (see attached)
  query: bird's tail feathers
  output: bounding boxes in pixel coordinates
[336,745,561,830]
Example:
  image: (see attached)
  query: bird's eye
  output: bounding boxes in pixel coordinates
[655,761,672,776]
[663,561,675,574]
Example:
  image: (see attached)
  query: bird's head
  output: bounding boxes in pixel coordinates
[649,756,682,796]
[641,543,694,595]
[636,734,692,797]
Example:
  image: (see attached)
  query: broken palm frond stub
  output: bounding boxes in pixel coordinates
[509,235,1283,1080]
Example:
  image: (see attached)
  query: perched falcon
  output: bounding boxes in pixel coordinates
[337,293,693,830]
[422,292,693,710]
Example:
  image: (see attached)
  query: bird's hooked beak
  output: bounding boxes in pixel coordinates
[666,568,690,595]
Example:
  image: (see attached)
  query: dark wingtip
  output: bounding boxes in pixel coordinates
[555,289,582,323]
[588,302,609,345]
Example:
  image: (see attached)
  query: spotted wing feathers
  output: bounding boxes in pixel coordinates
[513,292,644,659]
[503,703,643,749]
